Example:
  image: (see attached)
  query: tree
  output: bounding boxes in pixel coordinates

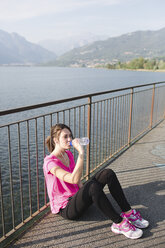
[158,60,165,70]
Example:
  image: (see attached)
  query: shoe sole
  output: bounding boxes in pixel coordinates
[111,227,143,239]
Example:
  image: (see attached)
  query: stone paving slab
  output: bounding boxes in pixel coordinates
[11,121,165,248]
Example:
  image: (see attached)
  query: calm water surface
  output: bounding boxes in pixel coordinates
[1,66,165,111]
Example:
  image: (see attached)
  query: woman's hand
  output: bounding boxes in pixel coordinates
[71,138,84,155]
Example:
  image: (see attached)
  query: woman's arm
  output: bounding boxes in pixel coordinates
[50,152,84,184]
[50,139,84,184]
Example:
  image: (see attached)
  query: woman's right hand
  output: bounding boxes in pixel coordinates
[71,138,84,155]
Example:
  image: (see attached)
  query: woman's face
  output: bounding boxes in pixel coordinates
[58,128,72,149]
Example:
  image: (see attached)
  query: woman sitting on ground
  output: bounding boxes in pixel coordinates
[43,123,149,240]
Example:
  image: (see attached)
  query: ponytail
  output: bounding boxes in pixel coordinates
[45,135,55,153]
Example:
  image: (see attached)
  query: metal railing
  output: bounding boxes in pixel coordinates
[0,81,165,246]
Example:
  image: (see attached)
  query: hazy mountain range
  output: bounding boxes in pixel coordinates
[0,28,165,66]
[38,33,109,56]
[52,27,165,67]
[0,29,56,65]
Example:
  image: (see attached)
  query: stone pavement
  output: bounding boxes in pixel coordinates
[11,121,165,248]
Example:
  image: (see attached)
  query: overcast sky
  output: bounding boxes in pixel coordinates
[0,0,164,43]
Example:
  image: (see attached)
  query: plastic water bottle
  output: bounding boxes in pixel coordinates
[70,137,89,146]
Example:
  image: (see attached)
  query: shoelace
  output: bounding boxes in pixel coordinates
[131,211,142,221]
[122,219,136,231]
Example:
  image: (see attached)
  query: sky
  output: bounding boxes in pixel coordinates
[0,0,165,43]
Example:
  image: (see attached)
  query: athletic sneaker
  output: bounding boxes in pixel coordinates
[111,218,143,239]
[121,209,149,228]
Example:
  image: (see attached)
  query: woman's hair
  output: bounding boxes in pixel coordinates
[45,123,73,153]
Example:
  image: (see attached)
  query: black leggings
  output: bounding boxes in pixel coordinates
[59,169,131,223]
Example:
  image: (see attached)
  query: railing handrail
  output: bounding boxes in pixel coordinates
[1,81,165,116]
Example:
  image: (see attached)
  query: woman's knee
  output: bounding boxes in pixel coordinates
[95,168,116,182]
[105,169,116,177]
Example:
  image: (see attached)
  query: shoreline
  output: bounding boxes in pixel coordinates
[95,66,165,73]
[0,64,165,73]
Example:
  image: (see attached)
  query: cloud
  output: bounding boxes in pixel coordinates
[0,0,123,21]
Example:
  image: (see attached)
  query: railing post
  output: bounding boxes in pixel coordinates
[0,165,5,237]
[128,88,133,146]
[150,84,155,128]
[86,97,91,180]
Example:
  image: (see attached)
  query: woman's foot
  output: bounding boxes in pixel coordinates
[121,209,149,228]
[111,218,143,239]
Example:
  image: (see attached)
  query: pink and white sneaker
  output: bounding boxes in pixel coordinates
[111,218,143,239]
[121,209,149,228]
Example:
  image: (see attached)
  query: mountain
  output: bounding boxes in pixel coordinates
[53,28,165,67]
[38,33,108,56]
[0,29,57,65]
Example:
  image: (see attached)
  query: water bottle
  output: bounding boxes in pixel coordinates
[70,137,89,146]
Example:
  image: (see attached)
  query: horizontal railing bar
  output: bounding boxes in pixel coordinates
[1,81,164,116]
[92,92,131,105]
[1,92,132,128]
[0,102,90,128]
[132,85,165,94]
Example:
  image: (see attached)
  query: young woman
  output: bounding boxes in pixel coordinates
[43,123,149,239]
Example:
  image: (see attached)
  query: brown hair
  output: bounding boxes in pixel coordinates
[45,123,73,153]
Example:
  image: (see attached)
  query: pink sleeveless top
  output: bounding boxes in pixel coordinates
[43,150,79,214]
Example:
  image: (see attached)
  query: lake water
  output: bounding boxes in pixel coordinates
[1,66,165,111]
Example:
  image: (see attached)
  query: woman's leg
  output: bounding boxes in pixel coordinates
[59,173,123,223]
[59,180,93,220]
[59,168,144,240]
[94,169,131,212]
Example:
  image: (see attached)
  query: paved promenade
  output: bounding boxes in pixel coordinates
[11,121,165,248]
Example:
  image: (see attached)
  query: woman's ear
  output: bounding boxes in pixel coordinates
[53,137,59,145]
